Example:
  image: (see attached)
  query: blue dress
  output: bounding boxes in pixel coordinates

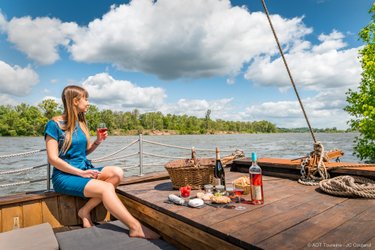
[44,120,103,198]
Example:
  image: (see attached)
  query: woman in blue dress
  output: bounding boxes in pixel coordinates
[45,85,158,239]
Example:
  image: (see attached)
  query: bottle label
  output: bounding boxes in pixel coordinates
[251,185,262,201]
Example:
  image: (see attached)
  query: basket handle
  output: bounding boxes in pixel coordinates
[191,147,200,167]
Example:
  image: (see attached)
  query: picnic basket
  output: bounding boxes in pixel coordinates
[165,149,244,190]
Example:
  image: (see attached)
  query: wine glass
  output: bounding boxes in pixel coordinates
[233,184,246,210]
[98,123,107,137]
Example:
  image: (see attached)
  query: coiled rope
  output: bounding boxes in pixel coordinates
[319,175,375,199]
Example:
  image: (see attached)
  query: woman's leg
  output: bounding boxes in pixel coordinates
[78,166,124,228]
[83,179,159,239]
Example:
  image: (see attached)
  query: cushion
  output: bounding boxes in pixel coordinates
[0,223,59,250]
[56,220,175,250]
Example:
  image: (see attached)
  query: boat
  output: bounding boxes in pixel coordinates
[1,1,374,249]
[0,135,374,250]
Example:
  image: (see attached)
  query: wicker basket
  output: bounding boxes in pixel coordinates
[165,158,216,190]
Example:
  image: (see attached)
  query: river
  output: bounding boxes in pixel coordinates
[0,133,359,196]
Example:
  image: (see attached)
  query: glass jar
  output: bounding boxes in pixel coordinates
[204,184,213,194]
[215,185,225,195]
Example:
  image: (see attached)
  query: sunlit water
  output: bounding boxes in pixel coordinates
[0,133,359,196]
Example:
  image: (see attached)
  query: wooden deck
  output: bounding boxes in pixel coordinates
[116,170,375,249]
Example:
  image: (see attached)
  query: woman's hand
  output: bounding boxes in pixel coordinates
[80,169,100,179]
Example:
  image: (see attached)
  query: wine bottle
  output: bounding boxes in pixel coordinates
[249,152,264,204]
[214,147,226,187]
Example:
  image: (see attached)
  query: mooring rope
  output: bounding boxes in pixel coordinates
[319,175,375,198]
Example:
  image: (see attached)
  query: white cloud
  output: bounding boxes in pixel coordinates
[0,12,7,31]
[245,31,361,91]
[0,60,39,96]
[69,0,311,79]
[82,73,166,110]
[160,97,234,119]
[0,94,18,106]
[241,93,350,129]
[4,15,78,64]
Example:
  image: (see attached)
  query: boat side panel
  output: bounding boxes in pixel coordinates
[117,194,243,250]
[23,201,43,228]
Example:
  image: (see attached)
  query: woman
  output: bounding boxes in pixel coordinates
[44,85,158,239]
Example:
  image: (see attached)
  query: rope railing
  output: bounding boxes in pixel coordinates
[142,139,237,152]
[0,135,243,190]
[91,152,139,163]
[0,178,47,188]
[91,139,139,162]
[0,149,46,159]
[0,163,47,175]
[121,164,140,170]
[143,152,188,159]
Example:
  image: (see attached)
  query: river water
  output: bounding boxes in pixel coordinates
[0,133,359,196]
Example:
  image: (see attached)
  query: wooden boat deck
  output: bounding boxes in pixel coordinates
[116,170,375,249]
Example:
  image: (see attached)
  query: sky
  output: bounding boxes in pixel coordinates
[0,0,373,129]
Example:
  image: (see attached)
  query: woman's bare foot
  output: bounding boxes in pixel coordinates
[129,224,160,240]
[78,208,94,228]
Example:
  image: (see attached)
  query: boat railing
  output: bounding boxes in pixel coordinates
[0,134,239,193]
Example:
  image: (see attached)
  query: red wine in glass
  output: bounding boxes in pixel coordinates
[98,123,107,137]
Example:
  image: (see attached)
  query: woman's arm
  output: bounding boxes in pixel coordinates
[46,135,99,178]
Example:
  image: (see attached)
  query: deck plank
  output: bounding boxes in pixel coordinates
[306,205,375,249]
[258,198,375,249]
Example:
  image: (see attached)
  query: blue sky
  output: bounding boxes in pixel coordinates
[0,0,373,129]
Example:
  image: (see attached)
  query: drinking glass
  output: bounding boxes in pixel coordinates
[233,184,246,210]
[179,186,191,202]
[98,123,107,137]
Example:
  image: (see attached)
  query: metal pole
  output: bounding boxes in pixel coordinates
[47,163,51,191]
[139,134,144,176]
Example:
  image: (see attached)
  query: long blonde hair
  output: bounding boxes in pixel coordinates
[54,85,91,154]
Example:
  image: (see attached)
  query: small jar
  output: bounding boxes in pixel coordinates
[204,184,213,194]
[225,187,234,198]
[215,185,225,195]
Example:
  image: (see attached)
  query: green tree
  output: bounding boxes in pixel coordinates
[345,3,375,163]
[38,99,61,119]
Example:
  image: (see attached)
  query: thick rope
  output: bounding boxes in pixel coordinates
[319,175,375,198]
[261,0,317,143]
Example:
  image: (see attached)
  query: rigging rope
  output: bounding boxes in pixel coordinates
[261,0,317,143]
